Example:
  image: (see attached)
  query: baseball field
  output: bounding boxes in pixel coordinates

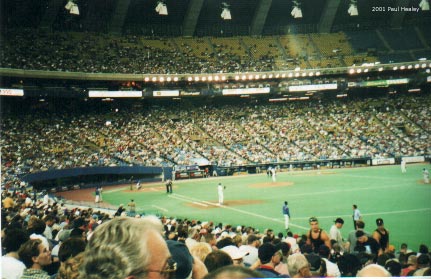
[70,163,431,250]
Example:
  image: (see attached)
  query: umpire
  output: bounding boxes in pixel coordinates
[166,179,173,194]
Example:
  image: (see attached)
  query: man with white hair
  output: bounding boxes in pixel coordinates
[357,264,391,277]
[287,253,312,278]
[79,216,174,279]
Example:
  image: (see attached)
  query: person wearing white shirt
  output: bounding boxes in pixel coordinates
[318,244,341,277]
[239,234,260,266]
[1,228,29,279]
[217,183,225,205]
[352,204,362,229]
[329,218,348,252]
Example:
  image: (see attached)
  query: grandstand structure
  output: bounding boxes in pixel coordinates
[0,0,430,190]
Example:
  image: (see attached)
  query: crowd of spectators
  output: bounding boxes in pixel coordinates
[0,29,278,74]
[1,94,430,188]
[2,188,431,278]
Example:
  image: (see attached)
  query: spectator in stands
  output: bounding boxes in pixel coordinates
[255,243,288,277]
[357,263,391,277]
[306,217,331,253]
[384,258,402,277]
[347,220,369,253]
[402,254,418,276]
[79,216,172,279]
[203,265,265,279]
[18,239,52,279]
[318,244,341,277]
[413,254,431,276]
[220,245,248,266]
[337,254,362,277]
[204,250,233,272]
[287,253,312,278]
[355,230,382,258]
[57,252,84,279]
[58,238,87,263]
[329,217,348,252]
[373,218,390,252]
[1,228,29,279]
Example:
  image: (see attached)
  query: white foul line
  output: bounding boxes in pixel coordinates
[171,194,309,230]
[151,205,169,212]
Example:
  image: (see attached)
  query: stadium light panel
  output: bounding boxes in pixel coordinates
[65,1,74,10]
[221,8,232,20]
[173,77,179,82]
[291,6,303,18]
[420,0,430,10]
[155,1,168,15]
[70,4,79,15]
[221,2,232,20]
[65,1,79,15]
[348,0,358,16]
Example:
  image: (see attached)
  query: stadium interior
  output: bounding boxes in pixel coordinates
[1,1,431,278]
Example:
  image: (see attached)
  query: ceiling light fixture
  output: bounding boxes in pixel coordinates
[155,1,168,15]
[291,0,303,18]
[221,2,232,20]
[348,0,358,16]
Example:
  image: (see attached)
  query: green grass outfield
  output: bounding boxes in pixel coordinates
[102,163,431,250]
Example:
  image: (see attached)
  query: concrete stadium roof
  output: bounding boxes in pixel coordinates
[1,0,431,36]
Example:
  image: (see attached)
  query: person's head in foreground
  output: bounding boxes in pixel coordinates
[79,216,173,279]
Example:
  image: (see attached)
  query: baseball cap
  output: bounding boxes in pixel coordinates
[385,259,402,276]
[355,230,365,238]
[335,217,344,224]
[166,240,193,279]
[305,254,322,272]
[318,244,331,257]
[221,245,249,260]
[258,243,279,263]
[309,217,318,223]
[376,218,384,226]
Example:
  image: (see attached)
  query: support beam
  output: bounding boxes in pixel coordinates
[250,0,272,36]
[318,0,341,33]
[182,0,204,37]
[390,0,411,28]
[109,0,131,35]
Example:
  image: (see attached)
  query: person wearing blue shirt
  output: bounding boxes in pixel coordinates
[282,201,290,231]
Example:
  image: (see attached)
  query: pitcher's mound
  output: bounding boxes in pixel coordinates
[250,181,294,188]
